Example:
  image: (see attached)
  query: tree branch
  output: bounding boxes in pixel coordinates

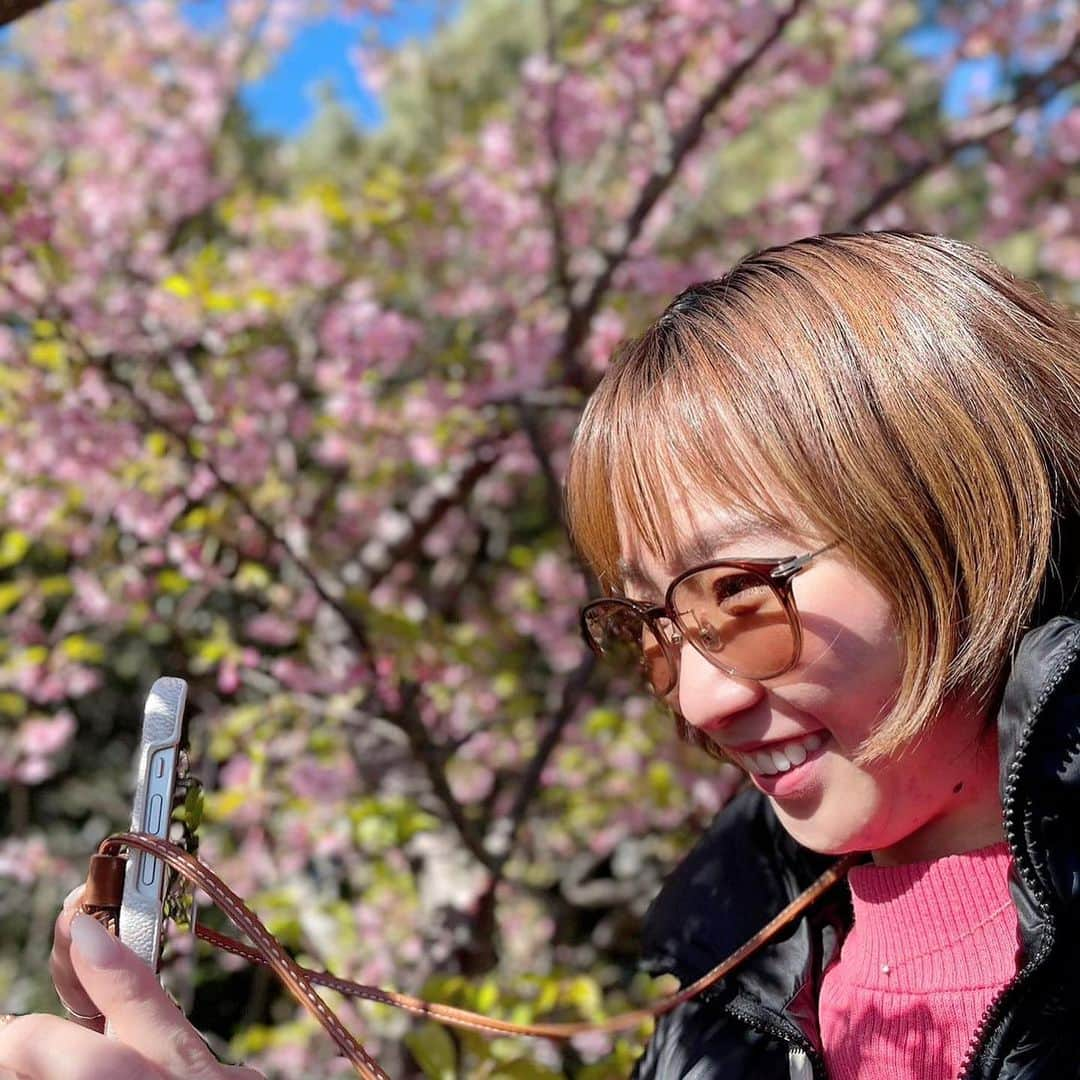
[0,0,50,27]
[486,652,596,881]
[349,438,503,593]
[395,680,493,869]
[539,0,575,314]
[847,30,1080,227]
[96,353,378,662]
[558,0,808,388]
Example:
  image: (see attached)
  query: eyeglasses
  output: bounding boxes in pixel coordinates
[580,542,839,696]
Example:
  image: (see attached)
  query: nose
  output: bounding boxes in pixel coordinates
[672,637,764,739]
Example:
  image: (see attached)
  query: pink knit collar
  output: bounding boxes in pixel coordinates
[841,842,1019,991]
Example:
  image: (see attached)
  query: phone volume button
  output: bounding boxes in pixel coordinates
[148,793,164,835]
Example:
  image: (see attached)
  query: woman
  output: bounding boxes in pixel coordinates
[4,231,1078,1079]
[564,230,1080,1078]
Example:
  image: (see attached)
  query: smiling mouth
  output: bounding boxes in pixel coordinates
[732,732,827,777]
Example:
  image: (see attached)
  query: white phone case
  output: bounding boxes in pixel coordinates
[117,677,188,970]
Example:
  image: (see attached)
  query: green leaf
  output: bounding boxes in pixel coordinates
[60,635,104,664]
[145,432,170,457]
[475,977,499,1014]
[403,1022,457,1080]
[498,1060,564,1079]
[157,569,190,596]
[236,562,271,590]
[584,707,622,738]
[646,762,674,804]
[507,545,534,570]
[0,692,26,717]
[565,975,602,1017]
[162,274,194,298]
[29,339,66,370]
[39,575,73,599]
[534,979,560,1015]
[0,531,31,569]
[492,670,518,698]
[0,581,26,614]
[173,784,204,833]
[178,507,211,531]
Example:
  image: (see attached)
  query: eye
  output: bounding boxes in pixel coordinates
[712,573,771,614]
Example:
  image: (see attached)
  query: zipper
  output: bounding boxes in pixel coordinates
[725,998,829,1080]
[955,628,1080,1079]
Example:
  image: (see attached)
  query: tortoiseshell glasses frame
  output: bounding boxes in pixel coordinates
[580,541,839,696]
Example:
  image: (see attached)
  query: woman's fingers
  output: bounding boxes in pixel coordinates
[48,885,104,1031]
[67,914,258,1079]
[4,908,264,1080]
[0,1012,163,1080]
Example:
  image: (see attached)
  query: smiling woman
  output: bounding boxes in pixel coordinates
[565,230,1080,1080]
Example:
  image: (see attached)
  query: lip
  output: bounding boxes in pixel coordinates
[726,730,828,756]
[744,733,832,799]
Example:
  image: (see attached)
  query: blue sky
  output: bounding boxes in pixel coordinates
[3,3,1067,136]
[213,6,1007,136]
[182,1,452,134]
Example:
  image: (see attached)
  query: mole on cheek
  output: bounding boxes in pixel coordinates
[952,782,964,795]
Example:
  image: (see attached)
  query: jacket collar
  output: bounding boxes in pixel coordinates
[997,616,1080,953]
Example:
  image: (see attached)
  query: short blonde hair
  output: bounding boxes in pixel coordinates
[565,231,1080,761]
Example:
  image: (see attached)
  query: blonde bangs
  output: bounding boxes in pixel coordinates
[566,231,1080,763]
[565,322,801,594]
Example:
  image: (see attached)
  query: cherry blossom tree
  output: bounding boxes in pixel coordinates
[0,0,1076,1075]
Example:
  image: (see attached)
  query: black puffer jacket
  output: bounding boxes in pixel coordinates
[632,617,1080,1079]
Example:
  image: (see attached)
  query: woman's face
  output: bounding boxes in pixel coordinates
[617,488,1001,863]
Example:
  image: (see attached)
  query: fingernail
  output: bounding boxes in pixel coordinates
[70,914,122,967]
[63,884,85,909]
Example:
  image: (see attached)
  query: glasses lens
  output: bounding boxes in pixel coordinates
[670,566,795,679]
[583,601,674,695]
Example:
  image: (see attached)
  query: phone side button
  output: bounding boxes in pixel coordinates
[148,793,164,835]
[140,852,158,888]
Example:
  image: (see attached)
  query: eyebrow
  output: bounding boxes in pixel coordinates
[616,517,772,597]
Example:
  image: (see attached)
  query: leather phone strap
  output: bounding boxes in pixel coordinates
[87,832,856,1078]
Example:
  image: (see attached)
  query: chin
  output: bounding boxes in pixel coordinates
[774,814,870,856]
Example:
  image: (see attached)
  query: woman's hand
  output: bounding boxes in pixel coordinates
[1,906,264,1079]
[48,885,101,1031]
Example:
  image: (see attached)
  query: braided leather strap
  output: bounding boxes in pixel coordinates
[96,832,856,1076]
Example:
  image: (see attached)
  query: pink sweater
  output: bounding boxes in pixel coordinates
[818,842,1019,1080]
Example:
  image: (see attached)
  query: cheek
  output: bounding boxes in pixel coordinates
[786,571,903,706]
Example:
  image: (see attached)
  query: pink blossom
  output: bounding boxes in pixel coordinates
[853,96,904,134]
[350,45,391,96]
[245,612,298,647]
[0,835,56,884]
[271,657,333,694]
[585,308,626,372]
[17,712,76,756]
[288,756,357,802]
[16,756,53,784]
[7,488,62,533]
[1051,107,1080,163]
[218,658,241,695]
[1042,237,1080,279]
[220,754,254,789]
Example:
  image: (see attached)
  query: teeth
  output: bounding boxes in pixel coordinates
[771,749,792,772]
[744,733,825,776]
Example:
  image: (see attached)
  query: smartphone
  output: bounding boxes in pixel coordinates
[117,677,190,975]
